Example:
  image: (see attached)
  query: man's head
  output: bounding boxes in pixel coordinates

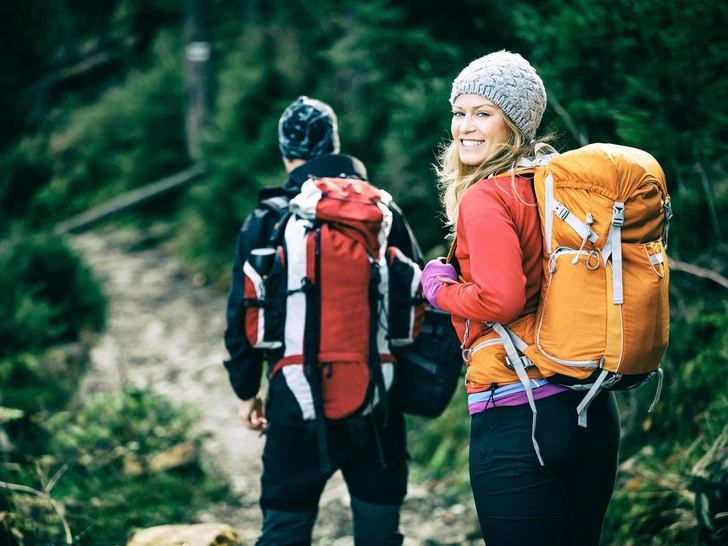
[278,96,340,163]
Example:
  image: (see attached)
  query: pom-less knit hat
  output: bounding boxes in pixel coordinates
[278,96,341,160]
[450,51,547,141]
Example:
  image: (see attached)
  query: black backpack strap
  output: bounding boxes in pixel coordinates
[303,226,331,474]
[258,194,289,216]
[367,260,389,469]
[257,189,291,248]
[268,209,293,248]
[368,262,389,422]
[257,185,287,203]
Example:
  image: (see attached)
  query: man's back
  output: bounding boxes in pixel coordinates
[223,96,422,546]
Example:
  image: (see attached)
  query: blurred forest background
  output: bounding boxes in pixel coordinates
[1,0,727,544]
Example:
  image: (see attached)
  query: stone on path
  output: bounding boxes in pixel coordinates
[127,523,242,546]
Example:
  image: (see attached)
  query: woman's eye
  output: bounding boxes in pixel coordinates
[452,111,464,117]
[476,111,489,117]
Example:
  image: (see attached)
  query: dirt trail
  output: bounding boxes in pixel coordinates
[71,228,480,546]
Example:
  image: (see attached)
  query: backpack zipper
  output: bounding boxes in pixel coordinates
[462,337,503,364]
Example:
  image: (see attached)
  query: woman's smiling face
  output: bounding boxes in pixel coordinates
[451,94,512,167]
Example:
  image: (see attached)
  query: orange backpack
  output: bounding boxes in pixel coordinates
[491,143,672,428]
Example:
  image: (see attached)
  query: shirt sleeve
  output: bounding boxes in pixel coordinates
[435,184,527,324]
[223,208,277,400]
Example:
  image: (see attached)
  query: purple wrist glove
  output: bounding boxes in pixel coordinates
[421,258,458,310]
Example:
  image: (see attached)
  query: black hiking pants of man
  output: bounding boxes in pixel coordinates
[470,389,620,546]
[256,411,408,546]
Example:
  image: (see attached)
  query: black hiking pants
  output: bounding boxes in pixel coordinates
[470,389,620,546]
[256,411,408,546]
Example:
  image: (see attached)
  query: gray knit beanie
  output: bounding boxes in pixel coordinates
[278,96,341,160]
[450,51,547,141]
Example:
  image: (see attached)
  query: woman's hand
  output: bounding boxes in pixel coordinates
[421,259,458,310]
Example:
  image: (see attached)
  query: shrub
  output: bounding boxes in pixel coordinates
[1,387,230,545]
[0,231,105,360]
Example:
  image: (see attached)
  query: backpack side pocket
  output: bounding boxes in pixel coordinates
[609,239,669,374]
[386,247,425,346]
[243,255,284,350]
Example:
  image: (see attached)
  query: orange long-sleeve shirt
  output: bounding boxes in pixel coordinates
[436,175,543,348]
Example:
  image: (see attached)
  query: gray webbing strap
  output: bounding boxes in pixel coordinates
[663,198,673,249]
[575,369,609,428]
[553,201,599,244]
[648,368,664,413]
[491,322,544,466]
[514,146,559,169]
[503,325,529,353]
[609,203,625,304]
[602,202,625,304]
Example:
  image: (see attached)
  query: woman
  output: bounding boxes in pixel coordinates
[421,51,620,546]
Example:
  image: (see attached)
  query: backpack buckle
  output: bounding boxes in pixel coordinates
[612,204,625,226]
[300,277,314,293]
[505,356,535,371]
[554,202,570,220]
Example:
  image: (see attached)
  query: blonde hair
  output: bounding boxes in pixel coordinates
[436,107,550,228]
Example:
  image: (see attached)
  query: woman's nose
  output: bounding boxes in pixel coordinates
[459,115,475,132]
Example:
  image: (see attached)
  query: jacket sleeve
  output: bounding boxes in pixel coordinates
[388,201,425,267]
[223,207,279,400]
[435,185,528,324]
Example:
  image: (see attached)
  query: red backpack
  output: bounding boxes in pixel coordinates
[242,177,424,471]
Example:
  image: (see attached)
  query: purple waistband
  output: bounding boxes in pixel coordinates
[469,383,568,415]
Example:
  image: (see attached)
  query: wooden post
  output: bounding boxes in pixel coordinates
[184,0,214,160]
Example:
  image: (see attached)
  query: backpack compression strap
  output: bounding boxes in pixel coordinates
[368,261,388,423]
[367,260,390,469]
[494,322,610,429]
[489,322,545,466]
[303,225,331,474]
[600,202,626,304]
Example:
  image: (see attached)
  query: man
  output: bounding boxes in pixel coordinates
[224,96,423,546]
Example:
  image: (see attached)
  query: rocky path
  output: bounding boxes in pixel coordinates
[71,228,480,546]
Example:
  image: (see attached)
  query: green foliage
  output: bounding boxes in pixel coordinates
[0,407,24,424]
[378,73,454,251]
[0,138,52,234]
[1,387,230,546]
[0,352,86,420]
[0,231,105,359]
[171,43,285,281]
[407,388,471,496]
[24,32,188,229]
[602,407,728,546]
[47,386,202,458]
[1,0,728,543]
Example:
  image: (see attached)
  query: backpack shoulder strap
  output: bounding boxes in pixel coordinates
[257,187,290,216]
[255,188,291,247]
[445,236,462,280]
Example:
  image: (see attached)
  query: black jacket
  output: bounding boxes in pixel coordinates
[223,153,424,402]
